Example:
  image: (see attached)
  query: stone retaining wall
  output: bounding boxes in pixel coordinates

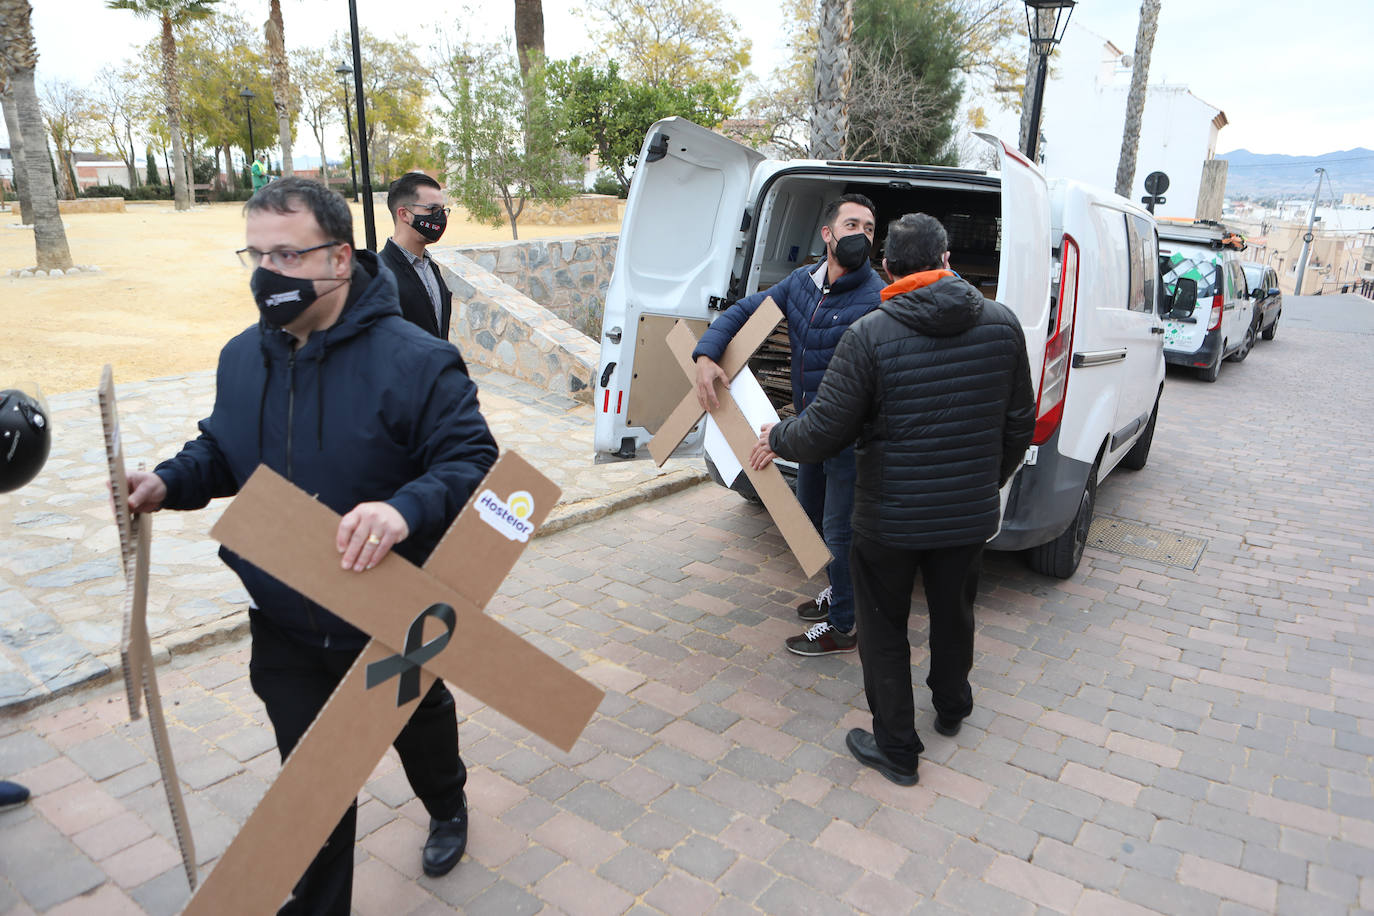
[454,234,617,339]
[57,198,126,214]
[370,193,619,228]
[431,248,598,403]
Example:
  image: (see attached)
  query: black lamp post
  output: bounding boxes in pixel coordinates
[1023,0,1075,164]
[240,87,257,185]
[346,0,377,251]
[335,63,358,200]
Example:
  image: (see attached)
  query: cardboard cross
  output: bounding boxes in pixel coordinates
[97,366,197,890]
[182,452,604,914]
[647,298,831,578]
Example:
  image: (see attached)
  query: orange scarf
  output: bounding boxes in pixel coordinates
[880,269,954,301]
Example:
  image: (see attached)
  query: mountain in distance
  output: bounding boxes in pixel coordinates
[1218,148,1374,200]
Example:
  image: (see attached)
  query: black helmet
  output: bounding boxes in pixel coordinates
[0,389,51,493]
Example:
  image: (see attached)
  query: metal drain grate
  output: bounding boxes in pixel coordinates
[1087,516,1207,569]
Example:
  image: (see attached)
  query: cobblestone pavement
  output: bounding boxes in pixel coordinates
[0,366,705,708]
[1,312,1372,914]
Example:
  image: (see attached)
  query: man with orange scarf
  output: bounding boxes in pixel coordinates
[750,213,1034,786]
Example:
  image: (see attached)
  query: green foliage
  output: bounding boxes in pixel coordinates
[546,57,733,194]
[582,0,750,93]
[81,183,173,200]
[333,29,431,182]
[590,174,625,198]
[104,0,220,21]
[145,142,161,184]
[443,51,578,240]
[849,0,965,165]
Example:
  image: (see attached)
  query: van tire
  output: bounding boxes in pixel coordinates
[1120,401,1158,471]
[1262,312,1279,340]
[704,454,763,505]
[1229,317,1258,362]
[1026,460,1097,578]
[1197,349,1221,382]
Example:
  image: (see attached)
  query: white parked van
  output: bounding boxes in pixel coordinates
[594,118,1165,578]
[1157,221,1255,381]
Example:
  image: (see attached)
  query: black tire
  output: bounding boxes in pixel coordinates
[1120,400,1158,471]
[1197,347,1221,382]
[1026,460,1098,578]
[1262,311,1279,340]
[1229,317,1258,363]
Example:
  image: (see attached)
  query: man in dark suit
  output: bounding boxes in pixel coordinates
[380,173,468,374]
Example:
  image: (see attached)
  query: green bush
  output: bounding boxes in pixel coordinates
[82,184,130,198]
[590,174,627,198]
[211,186,254,203]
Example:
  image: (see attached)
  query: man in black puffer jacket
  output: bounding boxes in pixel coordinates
[128,179,498,912]
[694,194,883,657]
[752,213,1035,786]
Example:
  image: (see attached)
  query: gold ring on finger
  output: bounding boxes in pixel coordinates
[367,534,381,545]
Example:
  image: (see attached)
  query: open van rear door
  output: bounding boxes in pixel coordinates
[594,118,765,462]
[977,133,1051,390]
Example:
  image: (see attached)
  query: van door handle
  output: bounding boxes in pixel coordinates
[1150,327,1165,334]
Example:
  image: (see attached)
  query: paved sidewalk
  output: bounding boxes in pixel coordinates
[0,366,705,708]
[1,320,1372,915]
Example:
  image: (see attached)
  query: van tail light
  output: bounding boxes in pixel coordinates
[1207,292,1223,331]
[1034,233,1079,445]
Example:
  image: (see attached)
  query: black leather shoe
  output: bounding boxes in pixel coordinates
[934,715,963,737]
[422,795,468,877]
[845,728,918,786]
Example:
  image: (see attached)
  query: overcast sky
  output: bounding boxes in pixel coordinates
[10,0,1372,159]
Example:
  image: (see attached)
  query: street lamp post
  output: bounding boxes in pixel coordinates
[335,63,359,201]
[1022,0,1076,164]
[347,0,377,251]
[240,88,257,188]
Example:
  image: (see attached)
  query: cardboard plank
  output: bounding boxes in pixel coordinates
[183,643,422,915]
[209,464,603,752]
[134,512,197,889]
[647,298,784,466]
[625,314,710,434]
[664,322,831,578]
[98,366,142,716]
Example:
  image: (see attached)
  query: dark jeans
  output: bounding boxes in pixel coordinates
[795,446,857,631]
[248,610,466,916]
[850,535,984,772]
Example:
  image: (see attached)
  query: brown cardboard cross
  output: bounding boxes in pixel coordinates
[182,452,604,914]
[647,298,831,578]
[98,367,197,890]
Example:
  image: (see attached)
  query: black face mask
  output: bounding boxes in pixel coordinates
[410,208,447,243]
[832,232,872,270]
[250,268,322,328]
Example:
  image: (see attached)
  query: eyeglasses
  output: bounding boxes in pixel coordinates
[407,205,451,217]
[236,241,341,270]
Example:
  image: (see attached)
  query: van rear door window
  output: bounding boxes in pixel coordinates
[1160,247,1220,300]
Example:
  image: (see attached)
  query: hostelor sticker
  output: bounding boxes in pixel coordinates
[476,489,535,542]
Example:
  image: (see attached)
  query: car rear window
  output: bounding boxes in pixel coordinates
[1242,264,1263,290]
[1159,246,1221,299]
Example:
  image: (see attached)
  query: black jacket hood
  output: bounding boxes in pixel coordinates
[880,275,984,338]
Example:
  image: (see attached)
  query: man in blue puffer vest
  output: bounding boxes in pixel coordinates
[692,193,882,656]
[127,178,498,914]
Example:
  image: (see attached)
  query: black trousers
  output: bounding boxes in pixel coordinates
[248,610,467,916]
[850,534,984,772]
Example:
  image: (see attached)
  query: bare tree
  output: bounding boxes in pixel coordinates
[91,66,141,187]
[844,26,938,163]
[809,0,852,159]
[39,79,90,198]
[1114,0,1159,197]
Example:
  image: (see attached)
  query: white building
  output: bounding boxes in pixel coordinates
[1029,23,1229,220]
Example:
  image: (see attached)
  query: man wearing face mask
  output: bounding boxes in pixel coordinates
[380,173,468,373]
[692,193,881,657]
[125,178,497,913]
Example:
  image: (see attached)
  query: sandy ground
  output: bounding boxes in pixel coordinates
[0,200,622,395]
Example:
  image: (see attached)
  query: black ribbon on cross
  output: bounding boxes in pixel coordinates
[365,603,456,706]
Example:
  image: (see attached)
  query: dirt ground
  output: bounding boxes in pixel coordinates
[0,200,622,395]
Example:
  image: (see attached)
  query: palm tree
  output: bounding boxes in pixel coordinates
[0,67,34,225]
[514,0,544,76]
[809,0,852,159]
[1114,0,1159,198]
[265,0,292,175]
[0,0,72,270]
[106,0,219,211]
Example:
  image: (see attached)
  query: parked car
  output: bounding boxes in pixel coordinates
[593,117,1165,579]
[1241,261,1282,340]
[1157,221,1255,381]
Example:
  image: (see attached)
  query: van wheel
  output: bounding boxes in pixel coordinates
[705,454,763,505]
[1230,318,1258,362]
[1120,401,1158,471]
[1197,348,1221,382]
[1026,460,1097,578]
[1262,313,1279,340]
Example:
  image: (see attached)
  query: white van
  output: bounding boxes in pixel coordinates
[1157,221,1255,381]
[593,118,1164,578]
